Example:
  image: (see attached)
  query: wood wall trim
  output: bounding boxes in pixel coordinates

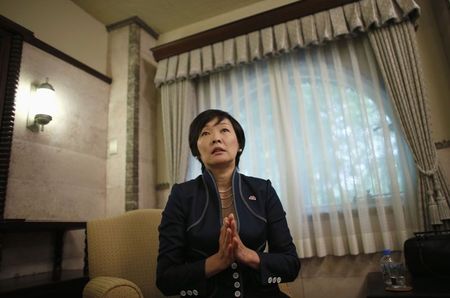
[0,15,112,84]
[0,15,34,39]
[26,38,111,84]
[151,0,359,61]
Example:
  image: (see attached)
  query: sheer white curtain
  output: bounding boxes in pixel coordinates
[188,36,417,258]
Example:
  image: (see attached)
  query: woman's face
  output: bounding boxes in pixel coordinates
[197,117,240,170]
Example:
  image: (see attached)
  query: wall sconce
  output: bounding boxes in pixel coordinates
[27,78,55,132]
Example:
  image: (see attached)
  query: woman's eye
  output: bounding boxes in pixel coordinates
[221,128,229,133]
[200,131,209,136]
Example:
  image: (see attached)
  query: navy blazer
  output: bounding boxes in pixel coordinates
[157,169,300,297]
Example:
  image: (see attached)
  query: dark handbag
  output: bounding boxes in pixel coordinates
[404,230,450,279]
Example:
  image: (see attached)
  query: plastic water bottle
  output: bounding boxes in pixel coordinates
[380,249,394,286]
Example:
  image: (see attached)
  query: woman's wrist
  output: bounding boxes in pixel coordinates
[205,253,228,278]
[246,250,261,270]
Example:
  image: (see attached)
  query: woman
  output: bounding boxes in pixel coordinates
[157,109,300,297]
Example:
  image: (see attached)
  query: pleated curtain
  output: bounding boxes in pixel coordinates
[160,80,196,186]
[368,22,450,229]
[155,0,421,86]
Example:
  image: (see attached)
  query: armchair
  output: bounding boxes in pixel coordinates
[82,208,292,297]
[83,209,164,298]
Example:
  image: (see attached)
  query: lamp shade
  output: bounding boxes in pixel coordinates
[27,78,56,132]
[33,81,56,116]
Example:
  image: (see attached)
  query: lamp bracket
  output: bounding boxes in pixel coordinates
[27,114,52,132]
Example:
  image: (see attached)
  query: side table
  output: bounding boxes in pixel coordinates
[0,220,88,297]
[366,272,450,298]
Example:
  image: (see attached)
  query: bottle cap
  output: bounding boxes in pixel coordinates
[382,249,391,255]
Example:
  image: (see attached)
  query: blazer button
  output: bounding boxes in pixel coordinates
[231,262,238,269]
[277,277,282,283]
[187,290,193,296]
[233,272,239,279]
[268,277,273,283]
[234,281,240,288]
[180,290,186,296]
[234,290,241,297]
[193,289,198,296]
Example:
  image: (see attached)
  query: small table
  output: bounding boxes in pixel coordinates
[366,272,450,298]
[0,270,88,298]
[0,220,88,297]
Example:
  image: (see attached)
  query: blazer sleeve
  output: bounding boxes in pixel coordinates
[257,180,301,285]
[156,184,207,296]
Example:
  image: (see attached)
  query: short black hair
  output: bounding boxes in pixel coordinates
[189,109,245,168]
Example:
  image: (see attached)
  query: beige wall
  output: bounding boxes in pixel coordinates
[0,0,108,75]
[139,29,159,209]
[0,15,160,282]
[416,0,450,142]
[106,26,159,216]
[105,26,129,217]
[2,42,110,279]
[1,7,161,281]
[5,43,109,221]
[1,0,110,280]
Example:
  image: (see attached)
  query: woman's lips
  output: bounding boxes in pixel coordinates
[212,148,226,154]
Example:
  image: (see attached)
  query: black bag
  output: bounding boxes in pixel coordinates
[404,230,450,279]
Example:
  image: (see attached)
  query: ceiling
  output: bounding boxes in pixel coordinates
[71,0,268,36]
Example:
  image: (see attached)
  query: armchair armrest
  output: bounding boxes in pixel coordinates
[83,276,144,298]
[279,282,292,297]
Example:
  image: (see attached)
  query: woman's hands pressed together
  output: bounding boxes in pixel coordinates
[205,216,235,277]
[228,213,261,270]
[205,213,260,278]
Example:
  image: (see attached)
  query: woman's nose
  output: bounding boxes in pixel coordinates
[211,132,221,144]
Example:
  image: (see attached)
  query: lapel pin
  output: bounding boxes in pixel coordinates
[249,195,256,201]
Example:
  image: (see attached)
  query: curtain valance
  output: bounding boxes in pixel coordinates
[154,0,420,87]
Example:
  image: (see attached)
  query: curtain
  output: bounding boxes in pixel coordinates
[368,22,450,230]
[160,80,196,187]
[156,0,421,193]
[154,0,448,252]
[154,0,420,87]
[190,36,417,257]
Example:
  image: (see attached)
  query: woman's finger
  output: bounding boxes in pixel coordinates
[219,218,228,249]
[225,229,235,258]
[229,215,237,235]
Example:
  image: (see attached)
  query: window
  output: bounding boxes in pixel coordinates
[189,37,415,213]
